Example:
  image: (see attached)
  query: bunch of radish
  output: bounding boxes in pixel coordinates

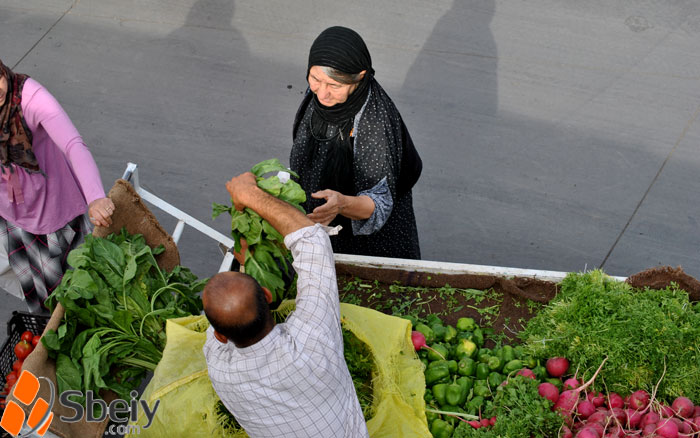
[537,356,700,438]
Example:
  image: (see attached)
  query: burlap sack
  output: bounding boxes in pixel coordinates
[7,178,181,437]
[93,179,180,272]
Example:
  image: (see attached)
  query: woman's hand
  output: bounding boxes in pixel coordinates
[88,197,115,227]
[308,190,345,225]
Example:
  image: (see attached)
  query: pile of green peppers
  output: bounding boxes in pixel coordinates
[406,314,551,438]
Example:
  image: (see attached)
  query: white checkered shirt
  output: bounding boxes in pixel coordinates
[203,224,369,438]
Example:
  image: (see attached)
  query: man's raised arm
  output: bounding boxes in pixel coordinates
[226,172,313,237]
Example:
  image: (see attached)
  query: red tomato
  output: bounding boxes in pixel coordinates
[32,335,41,347]
[20,331,33,343]
[12,360,23,373]
[14,340,33,360]
[5,372,17,387]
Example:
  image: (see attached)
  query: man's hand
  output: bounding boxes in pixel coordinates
[308,190,345,225]
[226,172,259,211]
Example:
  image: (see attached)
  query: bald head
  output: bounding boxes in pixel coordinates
[203,272,273,347]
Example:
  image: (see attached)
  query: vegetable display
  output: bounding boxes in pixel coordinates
[42,229,206,405]
[519,270,700,403]
[213,158,306,303]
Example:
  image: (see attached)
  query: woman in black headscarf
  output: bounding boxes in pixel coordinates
[290,26,421,259]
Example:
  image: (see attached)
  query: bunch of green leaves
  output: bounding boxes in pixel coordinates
[453,376,563,438]
[342,328,375,420]
[213,158,306,302]
[43,229,206,405]
[519,270,700,402]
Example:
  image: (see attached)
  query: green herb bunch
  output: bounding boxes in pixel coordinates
[43,229,206,405]
[519,270,700,402]
[342,328,375,420]
[213,158,306,302]
[453,376,563,438]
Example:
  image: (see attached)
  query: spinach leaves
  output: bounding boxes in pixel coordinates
[43,229,206,404]
[213,158,306,302]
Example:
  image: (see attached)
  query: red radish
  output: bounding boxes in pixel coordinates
[641,423,657,437]
[655,418,679,438]
[678,419,692,434]
[627,408,644,428]
[691,416,700,432]
[658,405,674,418]
[553,358,608,416]
[587,422,604,437]
[606,393,624,409]
[467,420,481,429]
[489,416,497,426]
[671,397,694,419]
[546,357,570,377]
[610,407,626,423]
[538,382,560,403]
[587,391,605,408]
[693,406,700,417]
[605,425,624,438]
[410,331,446,360]
[576,427,600,438]
[629,390,650,410]
[517,368,536,379]
[480,418,491,427]
[577,400,596,418]
[641,411,660,428]
[563,378,581,390]
[561,425,573,438]
[588,410,609,424]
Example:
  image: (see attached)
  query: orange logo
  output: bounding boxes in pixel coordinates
[1,370,55,437]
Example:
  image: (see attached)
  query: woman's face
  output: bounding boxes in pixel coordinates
[0,75,7,107]
[308,65,359,107]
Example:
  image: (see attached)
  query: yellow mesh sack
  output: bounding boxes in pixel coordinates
[128,304,431,437]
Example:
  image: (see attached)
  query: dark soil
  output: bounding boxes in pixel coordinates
[626,265,700,301]
[335,263,558,342]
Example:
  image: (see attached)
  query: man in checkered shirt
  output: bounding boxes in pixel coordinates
[202,171,369,438]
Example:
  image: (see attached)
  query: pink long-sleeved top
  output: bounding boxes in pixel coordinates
[0,78,105,235]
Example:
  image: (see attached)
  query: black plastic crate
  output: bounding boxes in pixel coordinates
[0,311,50,418]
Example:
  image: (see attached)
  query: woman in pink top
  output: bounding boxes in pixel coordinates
[0,59,114,313]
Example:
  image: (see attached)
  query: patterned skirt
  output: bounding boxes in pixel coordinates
[0,215,90,313]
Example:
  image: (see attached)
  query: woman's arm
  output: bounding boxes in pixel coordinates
[307,190,375,225]
[22,79,114,226]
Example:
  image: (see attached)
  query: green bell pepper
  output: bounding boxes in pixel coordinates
[476,362,491,380]
[487,355,503,372]
[502,345,515,363]
[430,419,454,438]
[454,339,477,360]
[432,383,448,406]
[457,357,476,376]
[472,328,484,347]
[443,325,458,343]
[426,314,443,327]
[446,360,458,374]
[456,317,476,331]
[431,323,447,342]
[473,384,491,398]
[424,388,434,403]
[427,344,449,362]
[502,359,523,375]
[425,362,450,386]
[444,376,467,406]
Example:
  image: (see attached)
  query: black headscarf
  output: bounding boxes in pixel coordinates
[304,27,374,194]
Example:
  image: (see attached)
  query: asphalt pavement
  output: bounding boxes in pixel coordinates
[2,0,700,327]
